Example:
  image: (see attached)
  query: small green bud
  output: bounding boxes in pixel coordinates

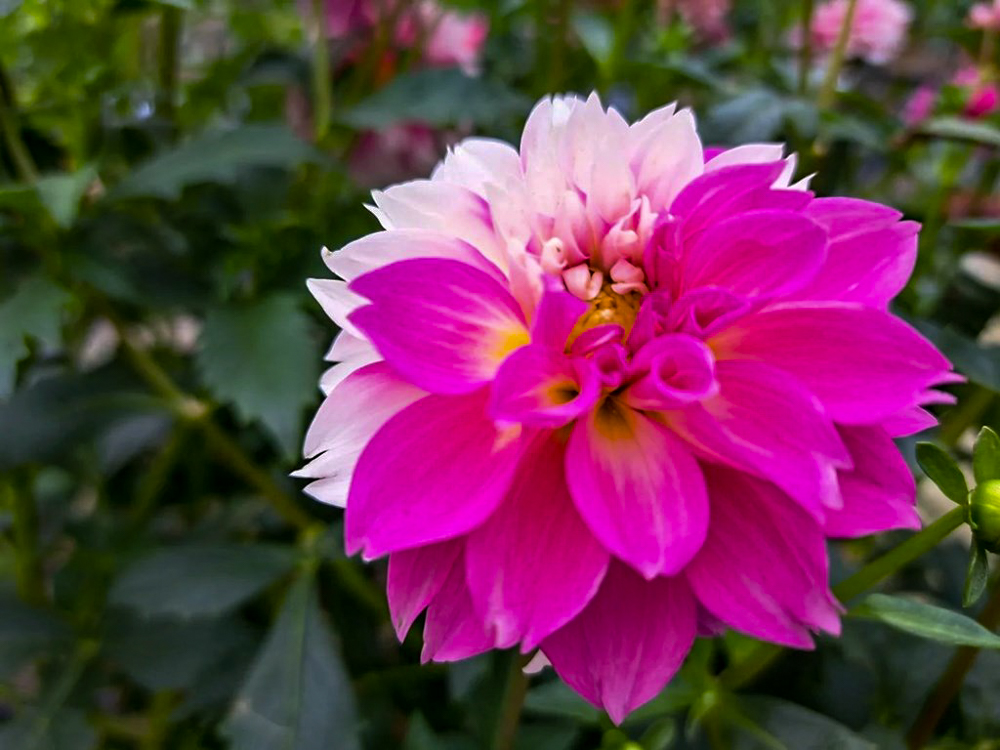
[970,479,1000,553]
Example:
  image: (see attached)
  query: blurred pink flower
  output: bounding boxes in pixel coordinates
[347,124,441,188]
[808,0,912,64]
[661,0,732,43]
[903,85,937,125]
[321,0,375,38]
[300,94,953,721]
[422,4,490,73]
[904,66,1000,125]
[969,0,1000,31]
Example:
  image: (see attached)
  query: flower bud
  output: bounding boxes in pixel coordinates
[970,479,1000,553]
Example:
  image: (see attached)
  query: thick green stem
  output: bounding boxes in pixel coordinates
[907,575,1000,749]
[0,61,38,182]
[492,652,531,750]
[7,473,45,607]
[157,6,182,129]
[797,0,815,95]
[310,0,332,142]
[816,0,858,110]
[720,508,967,690]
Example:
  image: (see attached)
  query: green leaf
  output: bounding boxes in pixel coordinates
[915,442,968,506]
[35,167,96,228]
[0,592,73,680]
[964,542,991,608]
[105,614,256,691]
[0,707,97,750]
[112,124,325,200]
[951,217,1000,232]
[523,680,602,724]
[340,68,531,130]
[224,574,359,750]
[0,276,73,398]
[732,697,875,749]
[919,117,1000,148]
[197,295,320,455]
[853,594,1000,648]
[974,427,1000,484]
[109,544,297,618]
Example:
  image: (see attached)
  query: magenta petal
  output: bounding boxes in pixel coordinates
[623,334,718,411]
[541,562,696,724]
[668,360,849,519]
[686,466,841,648]
[465,433,610,650]
[566,400,708,577]
[530,288,588,349]
[491,345,601,428]
[825,425,920,537]
[346,390,521,558]
[683,209,827,299]
[350,258,528,394]
[387,539,463,639]
[422,547,496,662]
[712,304,953,423]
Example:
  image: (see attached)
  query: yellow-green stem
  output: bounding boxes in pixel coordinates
[817,0,859,110]
[0,62,38,183]
[7,473,45,606]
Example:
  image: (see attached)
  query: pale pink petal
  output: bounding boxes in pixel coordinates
[631,109,705,211]
[825,425,920,537]
[387,539,463,639]
[566,400,709,577]
[350,259,528,394]
[683,209,827,298]
[422,546,496,662]
[318,350,381,396]
[541,562,696,724]
[431,137,523,196]
[686,465,841,648]
[346,389,521,558]
[711,304,952,423]
[307,278,365,336]
[491,345,601,428]
[465,433,610,650]
[325,330,373,362]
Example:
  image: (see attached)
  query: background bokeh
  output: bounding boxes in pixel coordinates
[3,0,1000,748]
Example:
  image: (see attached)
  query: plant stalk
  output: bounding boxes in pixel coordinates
[7,473,46,606]
[492,652,531,750]
[310,0,333,142]
[816,0,858,110]
[0,60,38,182]
[798,0,815,95]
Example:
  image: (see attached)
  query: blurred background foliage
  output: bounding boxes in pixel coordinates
[3,0,1000,748]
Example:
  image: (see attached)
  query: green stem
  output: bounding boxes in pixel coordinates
[603,0,636,90]
[547,0,571,94]
[907,574,1000,749]
[797,0,815,95]
[25,641,99,750]
[7,472,45,607]
[492,652,531,750]
[938,386,994,448]
[140,691,177,750]
[720,508,967,690]
[816,0,858,110]
[310,0,332,142]
[0,61,38,182]
[157,6,182,130]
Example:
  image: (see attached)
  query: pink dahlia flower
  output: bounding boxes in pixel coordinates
[300,94,954,721]
[808,0,913,65]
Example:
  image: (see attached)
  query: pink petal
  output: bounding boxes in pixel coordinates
[491,345,601,428]
[422,546,496,662]
[307,279,365,337]
[631,109,705,211]
[685,465,841,648]
[541,562,696,724]
[465,433,610,650]
[825,425,920,537]
[667,360,849,519]
[530,287,588,349]
[622,334,718,411]
[326,228,503,283]
[387,539,463,639]
[882,405,937,437]
[685,466,840,648]
[566,399,709,577]
[711,304,952,424]
[431,137,523,196]
[683,210,827,299]
[350,259,529,395]
[790,198,918,307]
[346,390,521,558]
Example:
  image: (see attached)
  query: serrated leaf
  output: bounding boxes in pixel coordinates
[964,542,991,608]
[974,427,1000,484]
[197,295,320,455]
[0,276,73,398]
[105,614,256,691]
[732,697,875,749]
[224,575,360,750]
[0,592,73,679]
[112,125,325,200]
[340,68,530,129]
[0,707,96,750]
[915,442,968,505]
[109,544,297,618]
[853,594,1000,648]
[919,116,1000,148]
